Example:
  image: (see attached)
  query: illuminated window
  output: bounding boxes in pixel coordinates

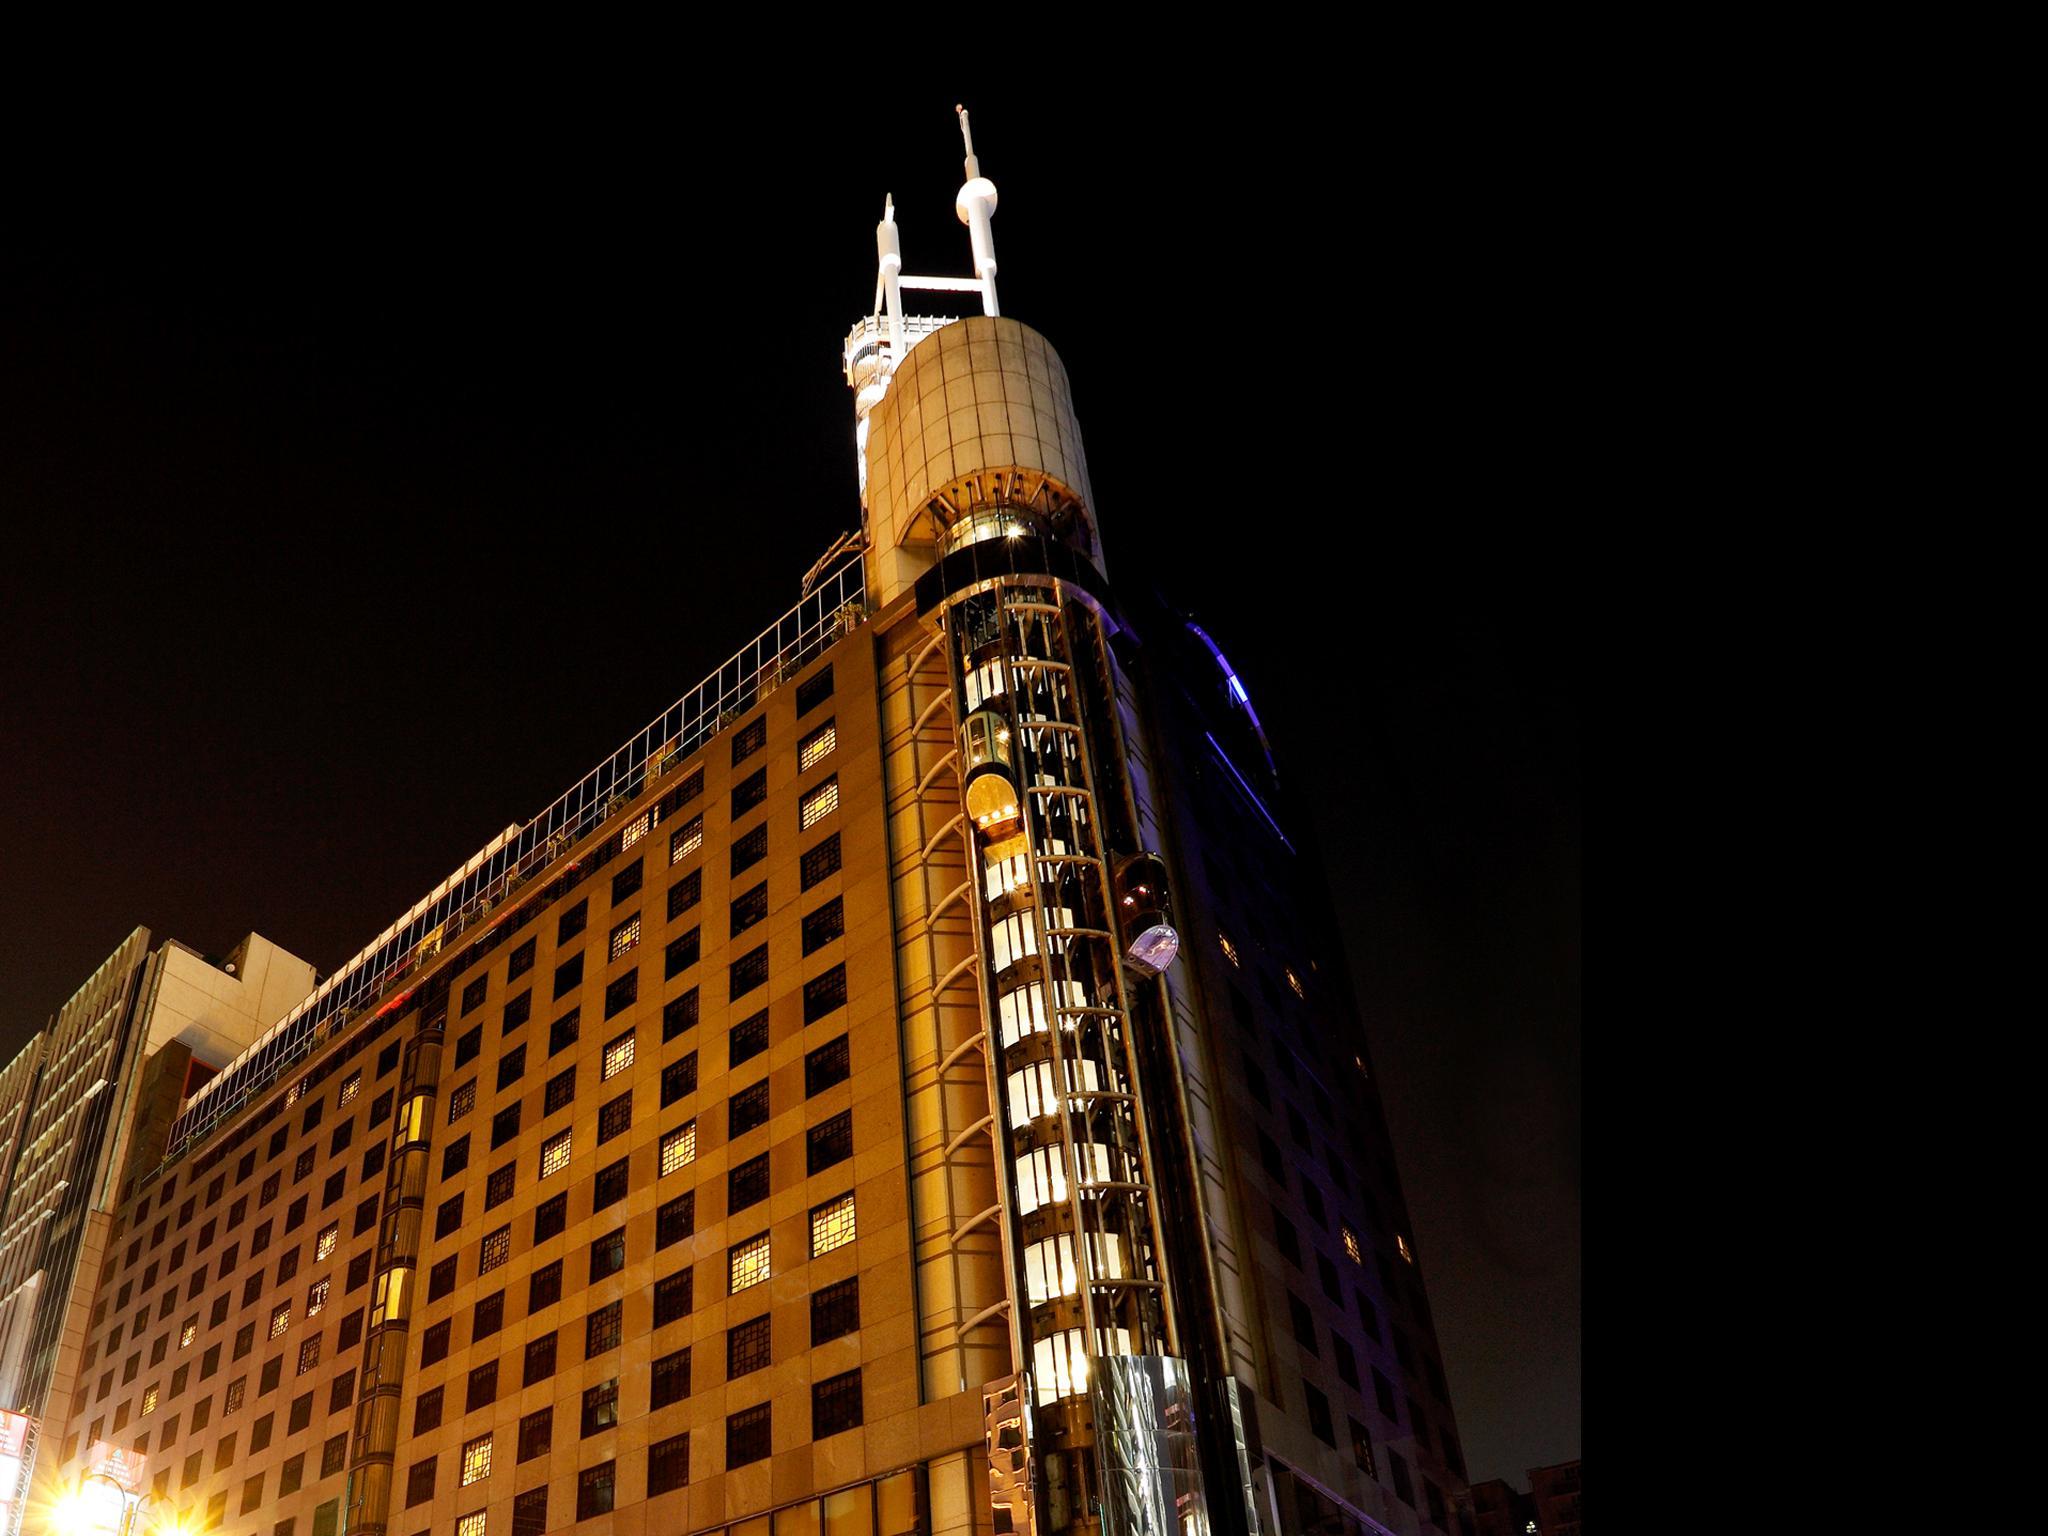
[1343,1227,1363,1264]
[269,1303,291,1339]
[1397,1234,1414,1264]
[798,720,836,771]
[621,810,651,851]
[307,1278,330,1316]
[608,916,640,961]
[143,1385,158,1415]
[225,1377,244,1415]
[540,1131,572,1179]
[338,1071,361,1108]
[669,816,704,865]
[1286,968,1305,999]
[798,776,840,831]
[1220,933,1241,966]
[456,1512,486,1536]
[481,1227,511,1274]
[180,1321,197,1348]
[461,1433,493,1486]
[660,1122,697,1175]
[602,1032,636,1080]
[315,1223,338,1261]
[728,1233,770,1293]
[809,1193,856,1257]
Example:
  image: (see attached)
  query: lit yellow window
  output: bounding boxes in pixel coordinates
[307,1278,330,1317]
[670,816,704,865]
[729,1233,770,1293]
[810,1194,856,1257]
[1285,968,1305,1000]
[315,1224,338,1261]
[799,721,837,772]
[461,1433,493,1486]
[456,1514,486,1536]
[338,1071,360,1107]
[799,777,840,831]
[609,917,641,962]
[1397,1234,1414,1264]
[269,1303,291,1339]
[1219,934,1241,967]
[286,1078,305,1107]
[540,1131,572,1178]
[660,1122,697,1176]
[1343,1228,1362,1265]
[621,810,652,851]
[180,1321,197,1348]
[142,1385,158,1415]
[602,1032,636,1080]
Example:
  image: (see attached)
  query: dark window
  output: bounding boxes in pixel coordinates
[726,1315,769,1378]
[474,1292,505,1340]
[728,1154,770,1213]
[554,953,584,999]
[663,989,699,1041]
[513,1488,548,1536]
[812,1369,863,1437]
[550,1008,581,1056]
[729,1082,770,1139]
[651,1348,691,1409]
[729,881,768,937]
[594,1159,629,1210]
[414,1388,443,1435]
[807,1111,853,1175]
[1290,1294,1318,1353]
[726,1404,770,1468]
[278,1455,302,1496]
[534,1193,568,1243]
[466,1360,497,1412]
[461,977,487,1015]
[577,1461,617,1521]
[1275,1212,1302,1266]
[317,1174,342,1211]
[405,1456,436,1508]
[657,1193,695,1251]
[429,1257,457,1302]
[518,1407,552,1463]
[598,1092,633,1143]
[587,1301,622,1357]
[795,664,833,715]
[337,1309,363,1350]
[354,1194,378,1236]
[1390,1452,1415,1507]
[560,901,588,943]
[287,1194,309,1230]
[329,1120,354,1156]
[329,1369,355,1413]
[648,1431,690,1497]
[503,989,531,1033]
[801,897,844,954]
[455,1025,482,1068]
[590,1229,626,1283]
[492,1104,521,1151]
[604,970,638,1019]
[497,1045,527,1091]
[803,964,848,1023]
[612,860,643,904]
[545,1065,577,1115]
[1334,1335,1359,1388]
[288,1394,311,1433]
[436,1195,464,1240]
[377,1041,400,1078]
[810,1277,860,1345]
[729,945,768,1000]
[806,1036,850,1096]
[732,716,767,764]
[800,832,842,891]
[731,768,768,818]
[729,1010,769,1068]
[664,928,700,978]
[524,1331,558,1386]
[1318,1252,1342,1304]
[1373,1367,1398,1420]
[667,870,701,920]
[360,1143,385,1181]
[581,1378,619,1437]
[346,1252,372,1292]
[660,1053,697,1107]
[653,1264,694,1326]
[731,824,768,877]
[508,937,536,980]
[1408,1395,1432,1451]
[1305,1382,1335,1447]
[420,1322,450,1367]
[530,1260,563,1313]
[1350,1418,1377,1477]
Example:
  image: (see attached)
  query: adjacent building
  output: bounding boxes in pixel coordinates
[16,118,1471,1536]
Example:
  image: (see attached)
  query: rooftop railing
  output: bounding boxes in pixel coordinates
[162,558,867,1161]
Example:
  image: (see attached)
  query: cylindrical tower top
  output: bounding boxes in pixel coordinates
[860,315,1098,609]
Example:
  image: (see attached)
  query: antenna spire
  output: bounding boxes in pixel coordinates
[957,103,980,180]
[953,105,999,317]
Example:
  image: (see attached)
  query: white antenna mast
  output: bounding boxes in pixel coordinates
[955,104,1000,317]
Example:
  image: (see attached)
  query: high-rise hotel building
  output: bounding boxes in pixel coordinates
[8,120,1470,1536]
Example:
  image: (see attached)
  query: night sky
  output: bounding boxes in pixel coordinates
[1,91,1578,1484]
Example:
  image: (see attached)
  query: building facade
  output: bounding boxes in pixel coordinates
[19,124,1469,1536]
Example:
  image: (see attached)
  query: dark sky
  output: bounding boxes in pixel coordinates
[1,89,1578,1481]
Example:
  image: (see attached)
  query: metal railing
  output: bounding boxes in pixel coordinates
[163,559,867,1161]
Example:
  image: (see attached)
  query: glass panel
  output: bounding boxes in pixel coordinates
[775,1502,822,1536]
[822,1488,873,1536]
[876,1471,922,1536]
